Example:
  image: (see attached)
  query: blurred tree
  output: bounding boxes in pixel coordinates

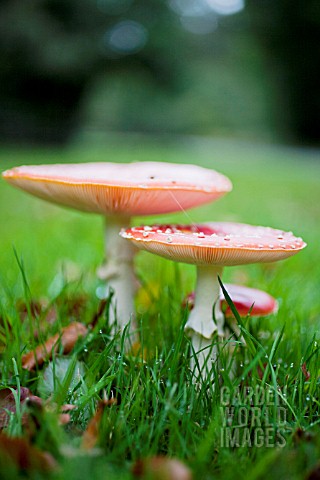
[0,0,318,144]
[0,0,181,143]
[247,0,320,144]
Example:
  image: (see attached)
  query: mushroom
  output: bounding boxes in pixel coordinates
[183,283,278,351]
[120,222,306,378]
[2,162,232,342]
[183,283,278,318]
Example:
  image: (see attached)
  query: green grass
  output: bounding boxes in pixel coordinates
[0,135,319,479]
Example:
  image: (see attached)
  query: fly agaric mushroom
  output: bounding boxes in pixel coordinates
[2,162,232,341]
[184,283,278,318]
[184,283,278,346]
[120,222,306,378]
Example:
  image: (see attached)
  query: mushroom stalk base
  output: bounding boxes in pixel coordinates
[184,265,224,381]
[97,216,137,344]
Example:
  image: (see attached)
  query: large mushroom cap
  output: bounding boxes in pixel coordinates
[120,222,306,265]
[2,162,232,216]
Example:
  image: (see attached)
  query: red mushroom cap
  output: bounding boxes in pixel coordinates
[2,162,232,216]
[120,222,306,265]
[184,284,278,317]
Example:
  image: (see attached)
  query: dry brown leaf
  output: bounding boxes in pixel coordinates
[22,322,88,371]
[0,387,42,430]
[0,433,57,472]
[132,456,193,480]
[61,322,88,354]
[81,398,117,451]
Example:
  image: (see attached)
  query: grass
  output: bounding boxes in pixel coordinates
[0,135,319,479]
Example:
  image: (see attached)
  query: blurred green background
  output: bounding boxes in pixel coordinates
[0,0,319,146]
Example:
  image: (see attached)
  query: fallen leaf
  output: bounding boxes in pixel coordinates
[132,456,193,480]
[1,386,75,431]
[0,387,42,429]
[81,398,117,451]
[39,358,86,398]
[60,322,88,354]
[0,433,57,472]
[22,322,88,371]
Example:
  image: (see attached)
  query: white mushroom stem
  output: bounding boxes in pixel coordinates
[184,265,224,380]
[97,216,137,344]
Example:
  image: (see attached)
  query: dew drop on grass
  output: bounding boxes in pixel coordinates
[290,363,294,368]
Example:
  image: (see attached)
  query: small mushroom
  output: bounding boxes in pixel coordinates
[183,283,278,318]
[120,222,306,379]
[183,283,278,349]
[2,163,231,343]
